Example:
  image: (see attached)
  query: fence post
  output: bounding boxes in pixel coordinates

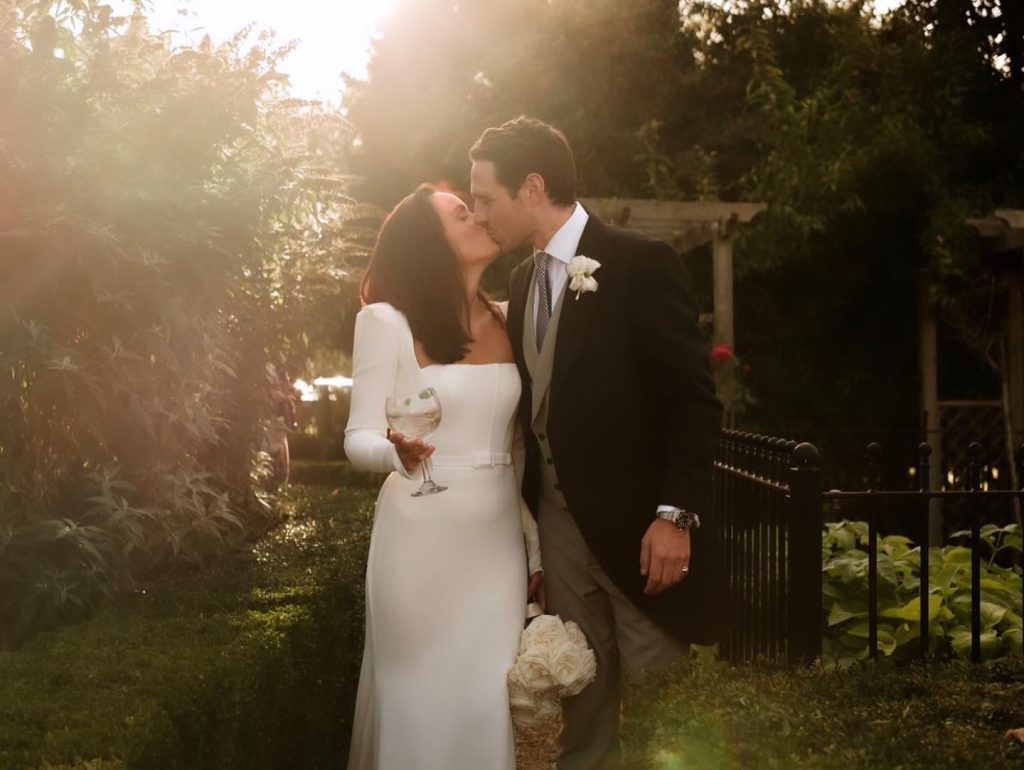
[968,442,983,663]
[788,442,823,665]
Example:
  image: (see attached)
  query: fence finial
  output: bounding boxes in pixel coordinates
[916,443,932,493]
[792,442,819,467]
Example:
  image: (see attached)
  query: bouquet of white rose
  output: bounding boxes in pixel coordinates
[507,609,598,728]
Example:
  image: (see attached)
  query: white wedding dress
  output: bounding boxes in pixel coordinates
[344,302,542,770]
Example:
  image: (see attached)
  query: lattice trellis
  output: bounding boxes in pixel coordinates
[939,400,1010,500]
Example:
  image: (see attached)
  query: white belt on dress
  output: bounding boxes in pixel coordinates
[429,452,512,469]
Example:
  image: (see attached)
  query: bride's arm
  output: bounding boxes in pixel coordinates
[521,502,543,578]
[344,304,414,478]
[512,405,543,577]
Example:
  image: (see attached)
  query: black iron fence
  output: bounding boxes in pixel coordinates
[714,429,1024,665]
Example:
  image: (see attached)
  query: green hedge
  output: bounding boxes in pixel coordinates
[0,486,374,770]
[622,657,1024,769]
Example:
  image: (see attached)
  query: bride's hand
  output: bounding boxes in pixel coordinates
[528,571,547,613]
[387,430,435,472]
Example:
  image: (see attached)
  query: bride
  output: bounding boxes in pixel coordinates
[344,184,544,769]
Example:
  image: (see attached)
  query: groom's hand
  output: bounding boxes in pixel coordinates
[640,520,691,595]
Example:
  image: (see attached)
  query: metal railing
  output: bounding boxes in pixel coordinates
[714,430,1024,665]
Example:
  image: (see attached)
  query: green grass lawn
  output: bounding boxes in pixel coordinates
[623,655,1024,769]
[3,470,1022,769]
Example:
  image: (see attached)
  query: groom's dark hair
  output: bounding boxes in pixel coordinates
[470,116,576,206]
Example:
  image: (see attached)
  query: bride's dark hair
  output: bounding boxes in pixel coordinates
[361,184,497,365]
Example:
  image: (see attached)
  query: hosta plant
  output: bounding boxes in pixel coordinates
[823,520,1022,667]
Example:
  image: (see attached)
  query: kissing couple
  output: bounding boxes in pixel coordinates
[345,116,727,770]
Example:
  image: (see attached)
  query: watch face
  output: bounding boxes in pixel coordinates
[674,511,697,529]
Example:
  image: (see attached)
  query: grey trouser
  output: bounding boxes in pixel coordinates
[537,490,685,770]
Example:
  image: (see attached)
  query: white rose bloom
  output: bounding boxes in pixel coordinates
[567,256,601,276]
[509,666,559,729]
[516,647,556,692]
[549,641,586,690]
[520,614,569,653]
[510,613,598,726]
[568,273,600,296]
[561,647,597,697]
[564,621,588,648]
[566,256,601,298]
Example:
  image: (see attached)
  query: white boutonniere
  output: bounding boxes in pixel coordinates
[566,256,601,300]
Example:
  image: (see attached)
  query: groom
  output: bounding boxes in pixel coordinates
[470,117,727,769]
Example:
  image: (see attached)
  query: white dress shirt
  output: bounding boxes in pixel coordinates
[532,202,589,329]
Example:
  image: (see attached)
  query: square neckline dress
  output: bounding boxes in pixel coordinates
[344,302,535,770]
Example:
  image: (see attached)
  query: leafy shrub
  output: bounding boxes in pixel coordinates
[0,2,365,646]
[823,521,1022,667]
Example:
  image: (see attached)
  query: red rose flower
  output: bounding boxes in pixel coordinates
[711,344,735,364]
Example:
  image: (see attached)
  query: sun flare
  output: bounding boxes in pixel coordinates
[112,0,399,102]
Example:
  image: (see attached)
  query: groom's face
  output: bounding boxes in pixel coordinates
[470,160,533,254]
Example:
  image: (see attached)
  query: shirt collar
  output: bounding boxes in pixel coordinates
[536,202,589,265]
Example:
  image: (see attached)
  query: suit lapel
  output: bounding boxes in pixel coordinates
[507,256,535,430]
[507,256,534,369]
[551,215,606,392]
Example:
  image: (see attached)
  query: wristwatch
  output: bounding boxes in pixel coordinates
[656,508,701,530]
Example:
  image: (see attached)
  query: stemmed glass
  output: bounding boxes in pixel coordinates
[385,387,447,497]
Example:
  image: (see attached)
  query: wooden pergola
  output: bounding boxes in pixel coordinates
[580,198,768,352]
[917,210,1024,543]
[578,198,767,429]
[963,210,1024,442]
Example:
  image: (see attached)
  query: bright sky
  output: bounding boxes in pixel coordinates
[112,0,400,104]
[111,0,907,106]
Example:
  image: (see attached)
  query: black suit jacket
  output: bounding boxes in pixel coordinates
[507,213,729,645]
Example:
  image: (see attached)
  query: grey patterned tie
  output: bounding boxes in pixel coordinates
[534,250,553,349]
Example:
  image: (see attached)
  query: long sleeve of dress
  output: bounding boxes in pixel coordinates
[344,304,415,479]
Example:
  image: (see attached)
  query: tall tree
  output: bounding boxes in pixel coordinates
[343,0,691,204]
